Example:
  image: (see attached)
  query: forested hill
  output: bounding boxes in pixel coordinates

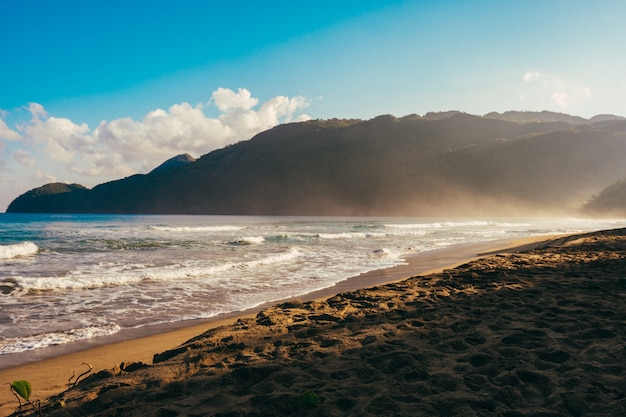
[7,111,626,216]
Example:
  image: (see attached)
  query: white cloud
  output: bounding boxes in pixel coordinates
[0,88,310,209]
[23,113,92,164]
[13,149,35,166]
[212,87,259,111]
[27,87,309,175]
[92,102,231,173]
[27,102,47,119]
[0,119,22,141]
[35,170,56,183]
[217,94,311,140]
[551,85,591,107]
[522,72,541,82]
[521,72,591,107]
[92,90,309,173]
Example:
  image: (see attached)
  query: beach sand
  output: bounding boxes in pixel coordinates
[2,230,625,416]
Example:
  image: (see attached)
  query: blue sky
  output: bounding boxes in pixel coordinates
[1,0,626,210]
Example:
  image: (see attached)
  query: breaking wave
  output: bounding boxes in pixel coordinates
[384,221,491,229]
[148,225,243,232]
[8,247,302,292]
[0,242,38,260]
[0,324,121,354]
[228,236,266,245]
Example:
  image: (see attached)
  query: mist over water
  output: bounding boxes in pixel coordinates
[1,214,624,359]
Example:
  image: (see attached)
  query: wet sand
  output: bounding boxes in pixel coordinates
[2,230,625,416]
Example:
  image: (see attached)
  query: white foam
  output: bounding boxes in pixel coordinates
[384,223,440,229]
[6,216,625,357]
[316,232,369,239]
[493,222,532,227]
[385,220,491,229]
[10,247,303,292]
[0,323,121,354]
[149,225,243,232]
[0,242,38,260]
[229,236,265,245]
[372,248,393,257]
[242,247,301,268]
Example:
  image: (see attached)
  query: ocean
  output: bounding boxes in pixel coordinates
[1,214,624,364]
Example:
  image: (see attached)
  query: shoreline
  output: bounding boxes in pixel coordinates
[0,234,560,414]
[0,235,552,369]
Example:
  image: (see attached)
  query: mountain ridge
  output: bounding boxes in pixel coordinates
[149,153,196,174]
[7,111,626,216]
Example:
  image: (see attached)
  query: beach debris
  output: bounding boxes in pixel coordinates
[68,362,93,388]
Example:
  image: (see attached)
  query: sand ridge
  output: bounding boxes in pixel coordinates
[5,229,626,416]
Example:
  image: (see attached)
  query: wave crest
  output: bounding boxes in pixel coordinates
[228,236,265,245]
[8,248,302,292]
[0,324,121,354]
[0,242,39,260]
[149,225,243,232]
[384,221,490,229]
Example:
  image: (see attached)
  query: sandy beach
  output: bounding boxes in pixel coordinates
[2,230,625,416]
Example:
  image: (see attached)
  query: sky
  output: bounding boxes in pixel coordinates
[1,0,626,210]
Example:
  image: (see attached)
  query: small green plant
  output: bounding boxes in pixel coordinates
[9,380,41,415]
[302,388,318,408]
[10,380,31,403]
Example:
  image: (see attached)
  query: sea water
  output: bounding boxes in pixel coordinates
[1,214,624,359]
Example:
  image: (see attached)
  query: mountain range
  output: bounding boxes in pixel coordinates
[7,110,626,216]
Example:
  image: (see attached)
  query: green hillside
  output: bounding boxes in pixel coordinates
[582,179,626,216]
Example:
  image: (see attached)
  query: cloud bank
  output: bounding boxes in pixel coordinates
[0,88,310,209]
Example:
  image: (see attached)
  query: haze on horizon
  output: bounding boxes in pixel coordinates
[1,0,626,211]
